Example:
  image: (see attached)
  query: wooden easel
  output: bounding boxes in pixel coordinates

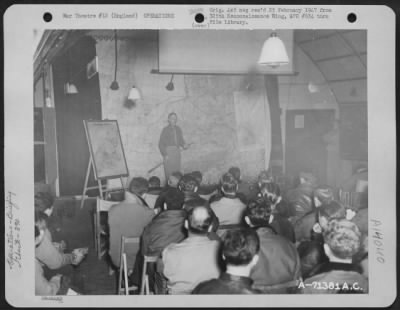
[79,156,127,209]
[80,120,129,209]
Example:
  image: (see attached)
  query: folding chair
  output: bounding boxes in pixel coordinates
[339,189,367,211]
[93,197,116,259]
[140,255,159,295]
[118,236,140,295]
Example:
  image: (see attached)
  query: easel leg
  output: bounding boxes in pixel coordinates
[98,179,104,200]
[120,177,126,192]
[80,158,92,209]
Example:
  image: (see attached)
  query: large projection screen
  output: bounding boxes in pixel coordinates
[158,29,294,74]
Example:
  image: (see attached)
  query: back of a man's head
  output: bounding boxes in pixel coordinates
[258,170,273,185]
[299,171,317,186]
[163,189,185,211]
[259,182,281,205]
[168,171,183,188]
[148,176,161,188]
[220,172,238,195]
[178,174,199,193]
[129,177,149,196]
[323,219,361,260]
[313,185,334,207]
[318,201,346,223]
[228,167,241,182]
[186,205,213,235]
[35,210,48,226]
[190,171,203,184]
[245,198,273,226]
[35,191,54,212]
[223,228,260,266]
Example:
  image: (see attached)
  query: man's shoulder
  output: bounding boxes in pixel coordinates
[192,278,221,294]
[258,229,297,251]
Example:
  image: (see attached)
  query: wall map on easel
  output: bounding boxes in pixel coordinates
[84,120,129,179]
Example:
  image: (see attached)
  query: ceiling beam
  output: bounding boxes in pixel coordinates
[328,77,366,83]
[150,69,299,76]
[295,29,355,45]
[315,52,366,63]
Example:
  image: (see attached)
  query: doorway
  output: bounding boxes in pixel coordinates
[52,36,102,196]
[285,109,335,185]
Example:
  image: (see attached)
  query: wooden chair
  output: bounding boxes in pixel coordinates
[140,255,159,295]
[118,236,140,295]
[339,189,367,211]
[93,197,116,259]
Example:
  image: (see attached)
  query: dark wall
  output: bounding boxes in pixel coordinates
[52,36,102,196]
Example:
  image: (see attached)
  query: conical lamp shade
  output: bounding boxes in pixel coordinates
[128,86,141,101]
[308,81,320,93]
[258,32,289,68]
[68,83,78,94]
[64,82,78,94]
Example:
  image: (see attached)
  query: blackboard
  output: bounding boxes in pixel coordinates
[84,120,129,180]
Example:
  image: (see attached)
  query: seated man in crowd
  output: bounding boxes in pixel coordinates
[244,199,301,292]
[178,174,205,204]
[143,176,163,209]
[148,176,163,193]
[313,200,347,237]
[210,173,246,228]
[246,170,274,201]
[35,191,62,239]
[191,170,219,201]
[259,182,295,243]
[228,167,247,200]
[154,171,183,212]
[303,219,368,293]
[192,228,260,294]
[140,190,187,294]
[286,171,318,224]
[142,191,187,257]
[182,198,220,242]
[297,240,329,280]
[161,204,220,294]
[294,185,335,243]
[35,211,86,271]
[108,177,155,270]
[35,225,62,295]
[210,166,247,204]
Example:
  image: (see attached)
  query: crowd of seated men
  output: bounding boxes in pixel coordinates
[34,193,88,295]
[35,164,368,295]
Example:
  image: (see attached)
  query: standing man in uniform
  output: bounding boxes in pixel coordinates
[159,112,189,181]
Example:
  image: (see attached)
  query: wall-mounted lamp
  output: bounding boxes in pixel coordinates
[258,32,289,68]
[64,47,79,95]
[166,75,175,91]
[44,89,52,107]
[64,82,78,95]
[308,81,320,94]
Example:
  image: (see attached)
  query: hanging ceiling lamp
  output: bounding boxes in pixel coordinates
[258,31,289,68]
[128,85,141,101]
[166,74,175,91]
[110,29,119,90]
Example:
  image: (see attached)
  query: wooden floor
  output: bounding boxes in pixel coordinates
[49,197,117,295]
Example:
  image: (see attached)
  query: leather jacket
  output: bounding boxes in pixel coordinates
[192,273,260,294]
